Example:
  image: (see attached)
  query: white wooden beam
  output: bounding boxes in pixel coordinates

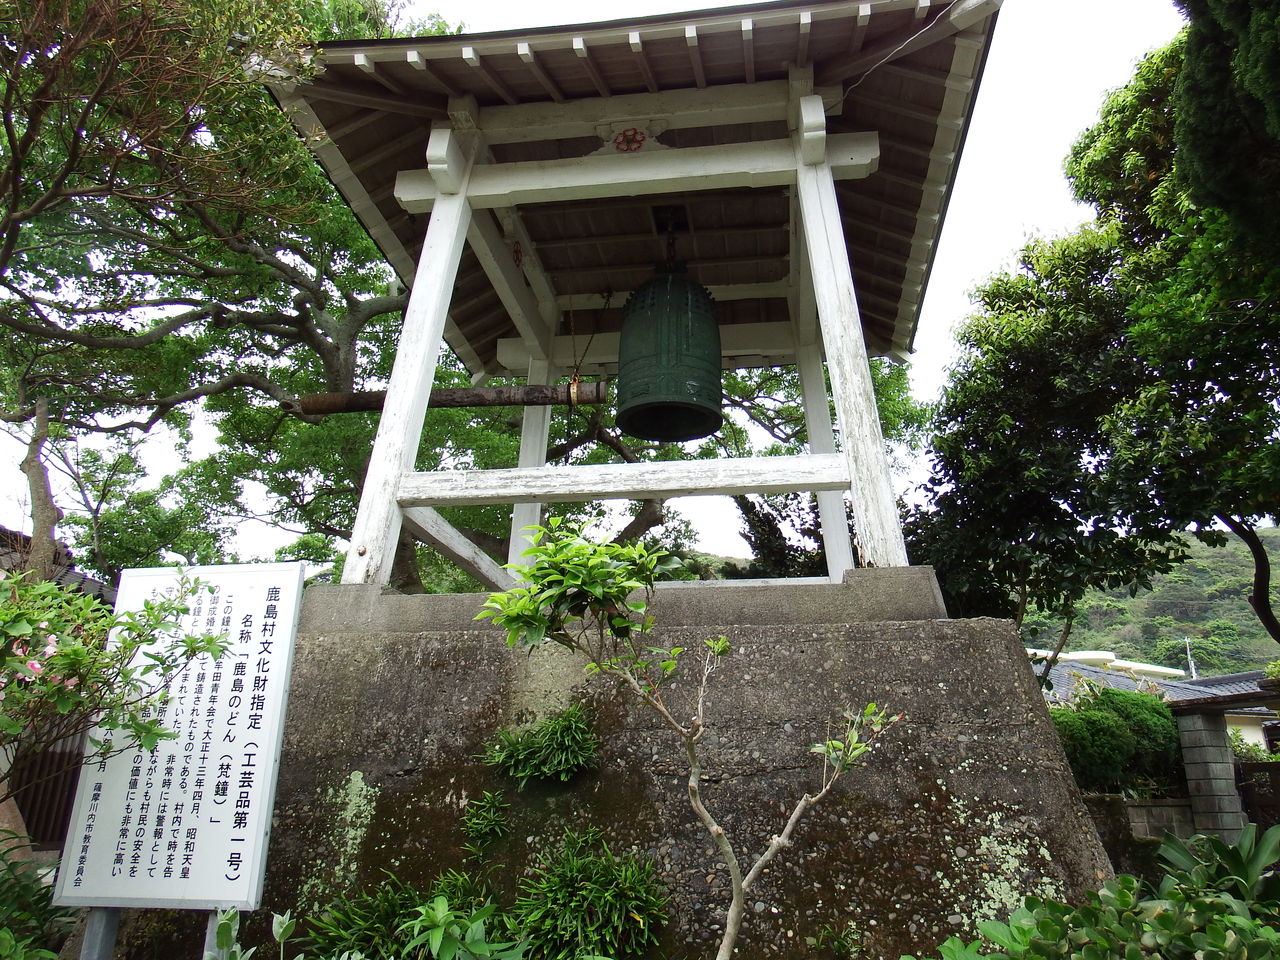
[426,126,466,194]
[297,80,444,118]
[398,454,850,508]
[816,0,1001,84]
[466,209,551,359]
[508,357,557,566]
[467,80,841,146]
[342,138,475,585]
[573,37,611,98]
[518,42,565,103]
[496,321,797,373]
[794,143,908,567]
[628,30,659,93]
[797,95,827,165]
[406,50,461,98]
[396,131,878,212]
[797,341,855,580]
[685,25,707,88]
[788,191,820,348]
[349,128,427,176]
[402,507,515,591]
[796,10,813,67]
[461,45,518,105]
[848,3,871,55]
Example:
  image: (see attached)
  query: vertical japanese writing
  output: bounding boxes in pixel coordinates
[55,564,303,910]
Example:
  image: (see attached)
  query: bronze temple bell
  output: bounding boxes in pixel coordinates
[615,266,723,443]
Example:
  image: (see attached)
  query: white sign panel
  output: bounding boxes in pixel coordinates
[54,562,305,910]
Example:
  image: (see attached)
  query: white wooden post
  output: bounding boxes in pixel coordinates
[793,96,908,567]
[507,357,557,566]
[343,127,474,584]
[796,340,856,579]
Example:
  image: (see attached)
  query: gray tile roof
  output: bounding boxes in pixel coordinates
[1039,660,1275,717]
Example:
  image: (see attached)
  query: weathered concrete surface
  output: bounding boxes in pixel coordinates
[264,580,1109,959]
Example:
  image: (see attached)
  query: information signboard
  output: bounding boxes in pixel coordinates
[53,562,305,910]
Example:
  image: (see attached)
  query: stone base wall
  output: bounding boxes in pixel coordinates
[1126,798,1195,840]
[256,576,1112,960]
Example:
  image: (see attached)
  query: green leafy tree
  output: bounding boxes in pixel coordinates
[905,224,1190,638]
[912,34,1280,647]
[1172,0,1280,245]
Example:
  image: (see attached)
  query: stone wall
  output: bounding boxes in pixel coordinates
[262,574,1111,959]
[1125,798,1195,840]
[1176,713,1248,841]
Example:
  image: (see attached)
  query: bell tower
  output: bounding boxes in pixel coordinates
[270,0,1003,587]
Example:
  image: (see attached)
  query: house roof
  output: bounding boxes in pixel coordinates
[1041,659,1280,719]
[274,0,1001,377]
[0,526,116,604]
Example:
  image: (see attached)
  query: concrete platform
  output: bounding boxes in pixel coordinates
[261,575,1109,959]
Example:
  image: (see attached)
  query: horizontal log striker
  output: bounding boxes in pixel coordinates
[281,381,608,416]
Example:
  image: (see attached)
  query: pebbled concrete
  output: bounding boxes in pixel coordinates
[257,577,1110,960]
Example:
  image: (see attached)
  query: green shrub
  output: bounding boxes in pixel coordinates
[1092,687,1181,784]
[296,872,429,960]
[461,790,510,841]
[1049,707,1134,792]
[431,869,493,913]
[1231,729,1280,763]
[513,829,667,960]
[1050,688,1183,794]
[483,703,599,787]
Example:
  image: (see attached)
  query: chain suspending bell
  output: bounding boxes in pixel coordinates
[616,239,723,442]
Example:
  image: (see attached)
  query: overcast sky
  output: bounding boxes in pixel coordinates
[1,0,1188,558]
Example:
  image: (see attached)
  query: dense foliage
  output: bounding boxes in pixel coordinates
[0,831,73,959]
[0,570,226,802]
[1026,528,1280,674]
[1049,688,1183,795]
[911,33,1280,647]
[512,829,668,960]
[481,704,599,788]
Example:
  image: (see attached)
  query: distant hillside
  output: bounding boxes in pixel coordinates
[1021,527,1280,677]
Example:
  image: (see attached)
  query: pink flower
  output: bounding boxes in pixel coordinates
[43,639,57,656]
[25,659,42,675]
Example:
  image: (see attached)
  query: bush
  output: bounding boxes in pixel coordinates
[513,829,667,960]
[482,704,599,787]
[1050,688,1183,794]
[1092,688,1181,783]
[296,872,429,960]
[1231,729,1280,763]
[0,570,226,800]
[1049,707,1135,792]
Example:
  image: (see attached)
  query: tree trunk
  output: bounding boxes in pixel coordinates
[388,528,428,595]
[1216,514,1280,644]
[18,398,62,582]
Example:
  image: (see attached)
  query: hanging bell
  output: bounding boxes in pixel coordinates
[616,268,723,442]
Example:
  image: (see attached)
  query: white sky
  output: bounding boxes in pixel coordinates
[0,0,1188,560]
